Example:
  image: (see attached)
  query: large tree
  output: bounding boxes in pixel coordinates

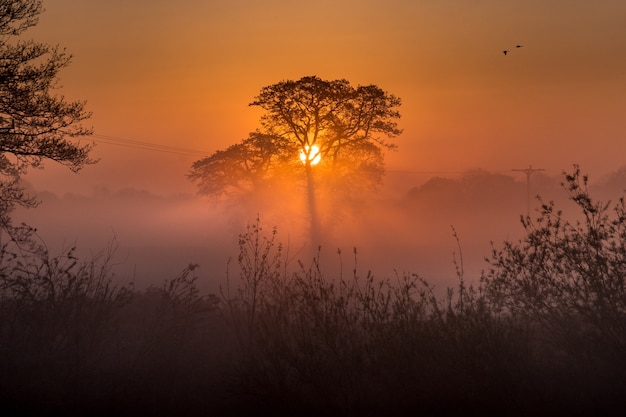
[0,0,94,240]
[189,76,402,246]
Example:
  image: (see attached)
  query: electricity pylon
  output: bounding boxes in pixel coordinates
[512,165,545,216]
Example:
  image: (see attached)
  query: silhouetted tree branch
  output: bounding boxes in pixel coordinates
[0,0,94,241]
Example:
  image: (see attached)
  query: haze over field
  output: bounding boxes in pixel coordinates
[5,2,626,415]
[15,0,626,292]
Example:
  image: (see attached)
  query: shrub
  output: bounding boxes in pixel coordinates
[483,165,626,413]
[0,236,133,413]
[0,236,229,416]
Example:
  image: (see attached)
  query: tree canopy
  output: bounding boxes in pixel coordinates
[190,76,402,245]
[250,76,401,167]
[0,0,94,237]
[189,76,402,206]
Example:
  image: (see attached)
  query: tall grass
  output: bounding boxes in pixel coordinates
[0,236,133,413]
[219,218,531,416]
[1,166,626,416]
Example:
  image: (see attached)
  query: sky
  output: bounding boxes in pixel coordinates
[24,0,626,196]
[13,0,626,291]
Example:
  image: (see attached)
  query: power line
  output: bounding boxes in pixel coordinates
[387,168,519,176]
[83,136,549,192]
[387,169,463,175]
[88,134,210,157]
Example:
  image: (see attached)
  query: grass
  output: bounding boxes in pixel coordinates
[1,167,626,416]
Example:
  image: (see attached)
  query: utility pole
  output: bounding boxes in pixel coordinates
[512,165,545,216]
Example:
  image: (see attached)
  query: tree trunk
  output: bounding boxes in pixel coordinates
[305,164,321,252]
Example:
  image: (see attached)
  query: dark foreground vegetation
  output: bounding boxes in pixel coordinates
[2,167,626,417]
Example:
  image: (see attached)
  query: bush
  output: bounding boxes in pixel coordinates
[0,237,228,416]
[0,237,133,413]
[483,165,626,413]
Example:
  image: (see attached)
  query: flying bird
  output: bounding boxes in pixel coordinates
[503,45,524,55]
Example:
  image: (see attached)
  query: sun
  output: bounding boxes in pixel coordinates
[299,144,321,165]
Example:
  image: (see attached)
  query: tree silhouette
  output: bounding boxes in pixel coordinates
[189,76,402,247]
[190,132,298,199]
[0,0,94,240]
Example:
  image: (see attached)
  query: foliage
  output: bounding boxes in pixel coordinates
[0,0,94,238]
[250,76,401,168]
[0,236,133,413]
[483,165,626,368]
[220,218,526,416]
[190,76,402,246]
[218,172,626,415]
[189,131,298,199]
[189,76,402,205]
[5,167,626,416]
[0,236,226,416]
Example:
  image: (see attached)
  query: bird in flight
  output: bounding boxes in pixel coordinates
[503,44,524,56]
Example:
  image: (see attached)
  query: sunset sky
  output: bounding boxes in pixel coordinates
[24,0,626,197]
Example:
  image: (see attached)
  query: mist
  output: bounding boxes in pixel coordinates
[17,165,622,295]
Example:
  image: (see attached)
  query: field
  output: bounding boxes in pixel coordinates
[2,169,626,417]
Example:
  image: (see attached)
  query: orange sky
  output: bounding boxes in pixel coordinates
[24,0,626,196]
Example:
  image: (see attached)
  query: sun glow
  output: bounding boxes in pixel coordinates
[299,144,321,165]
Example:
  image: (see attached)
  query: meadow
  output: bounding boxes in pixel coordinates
[1,167,625,416]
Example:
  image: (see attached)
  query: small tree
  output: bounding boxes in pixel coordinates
[0,0,94,240]
[189,76,402,246]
